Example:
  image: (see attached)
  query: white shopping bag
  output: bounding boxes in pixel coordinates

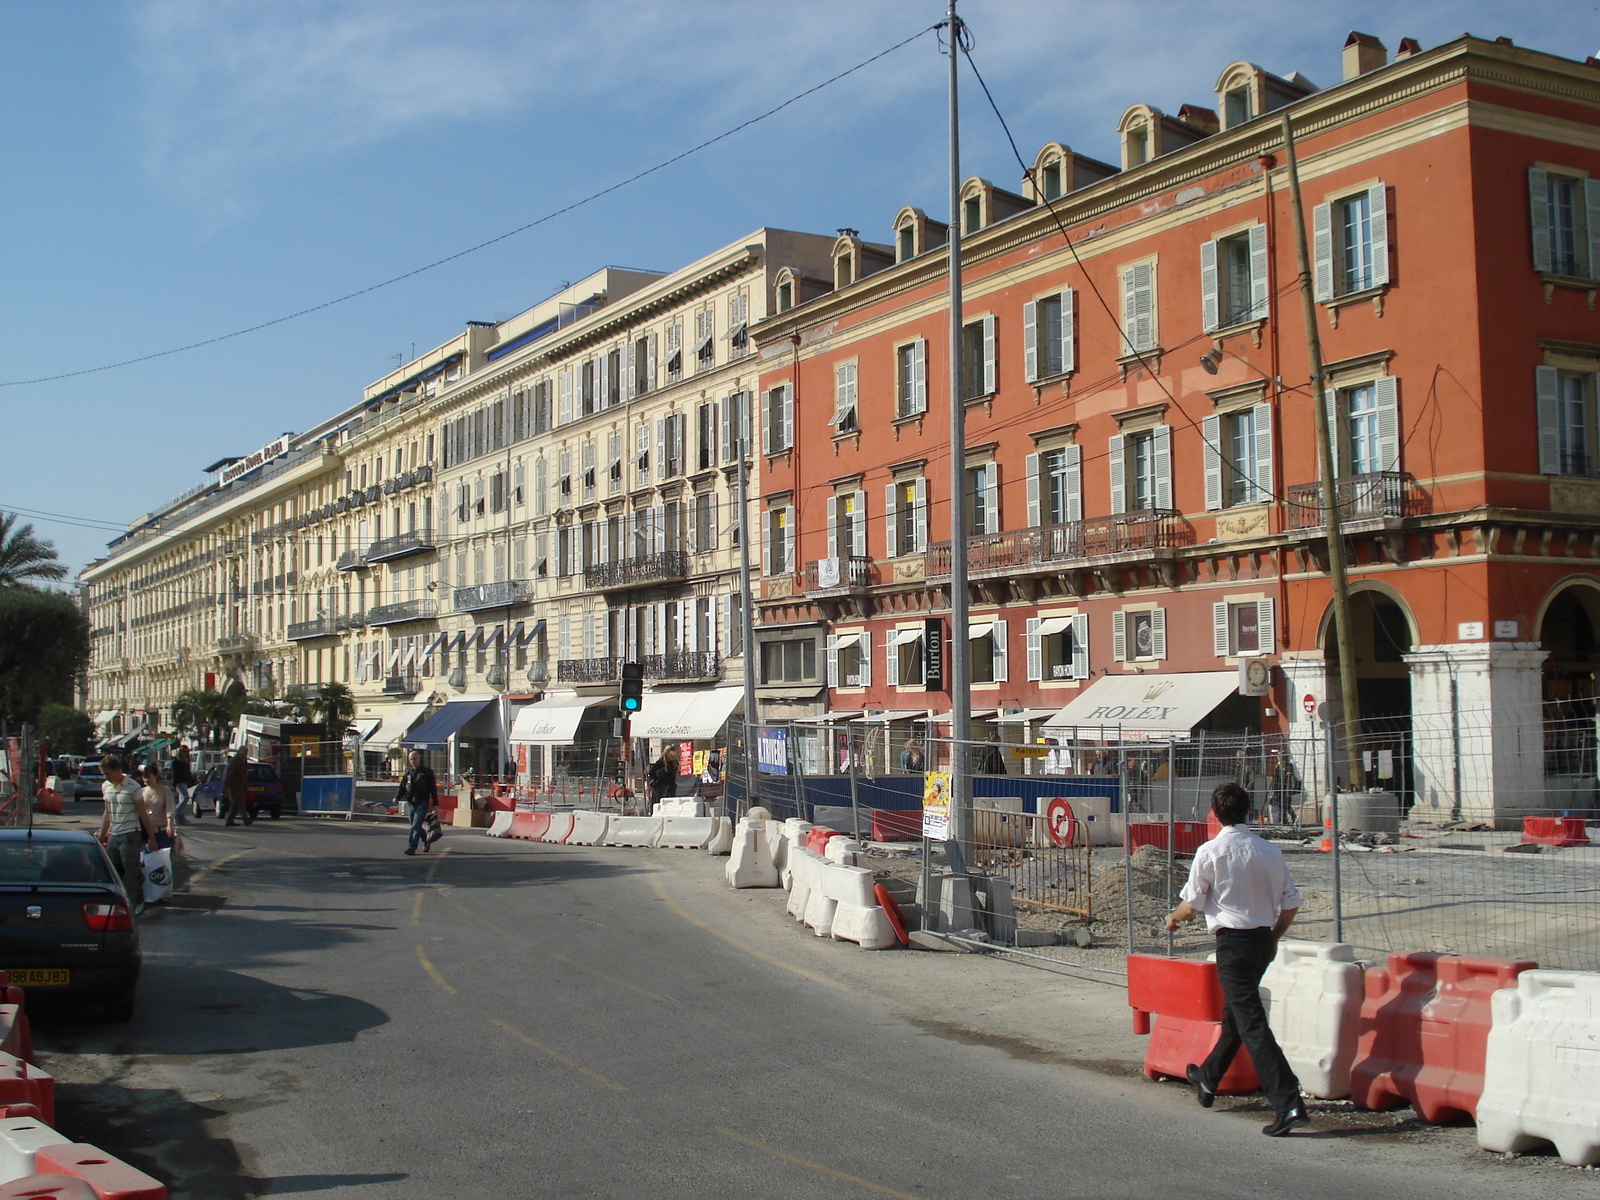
[141,847,174,905]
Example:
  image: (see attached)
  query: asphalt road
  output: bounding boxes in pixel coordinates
[23,814,1587,1199]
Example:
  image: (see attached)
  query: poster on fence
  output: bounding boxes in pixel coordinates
[922,770,950,840]
[756,727,789,776]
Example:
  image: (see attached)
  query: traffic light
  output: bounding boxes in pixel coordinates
[619,662,644,713]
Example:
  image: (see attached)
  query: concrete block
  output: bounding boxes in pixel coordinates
[1014,928,1059,947]
[974,876,1017,944]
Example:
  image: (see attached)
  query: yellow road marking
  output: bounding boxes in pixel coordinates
[489,1018,628,1092]
[415,944,457,994]
[410,890,424,926]
[651,880,847,993]
[425,844,450,883]
[715,1128,926,1200]
[188,849,251,888]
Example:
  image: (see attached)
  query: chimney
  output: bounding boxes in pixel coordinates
[1394,37,1421,60]
[1343,31,1387,80]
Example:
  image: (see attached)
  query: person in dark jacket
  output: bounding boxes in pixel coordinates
[396,749,439,855]
[222,748,254,826]
[646,745,678,808]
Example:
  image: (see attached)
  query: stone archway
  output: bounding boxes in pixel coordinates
[1322,587,1415,797]
[1537,580,1600,793]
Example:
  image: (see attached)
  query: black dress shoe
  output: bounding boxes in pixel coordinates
[1262,1105,1309,1137]
[1186,1065,1215,1109]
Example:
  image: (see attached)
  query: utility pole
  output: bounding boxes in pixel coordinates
[943,0,973,858]
[1282,113,1364,790]
[736,438,759,816]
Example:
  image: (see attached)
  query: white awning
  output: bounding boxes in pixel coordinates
[830,632,862,650]
[930,709,996,724]
[889,627,925,647]
[1034,617,1073,637]
[632,687,743,741]
[366,702,430,746]
[93,710,117,729]
[1043,672,1240,737]
[996,707,1060,724]
[386,644,404,672]
[851,710,930,724]
[510,693,609,744]
[349,717,381,740]
[792,711,862,725]
[967,622,994,640]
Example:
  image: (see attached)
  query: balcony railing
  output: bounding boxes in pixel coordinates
[287,617,336,641]
[804,556,875,593]
[336,549,365,572]
[382,674,419,696]
[557,657,622,684]
[585,551,690,591]
[640,650,720,681]
[367,599,438,626]
[447,667,465,689]
[215,632,256,656]
[1285,472,1406,530]
[526,661,549,685]
[485,664,506,687]
[453,581,534,612]
[927,509,1185,579]
[333,612,365,632]
[365,527,436,564]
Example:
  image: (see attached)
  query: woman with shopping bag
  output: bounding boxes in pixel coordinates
[139,764,180,905]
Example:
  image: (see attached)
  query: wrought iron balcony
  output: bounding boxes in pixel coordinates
[447,667,466,689]
[1285,472,1406,530]
[215,632,256,656]
[641,650,720,681]
[803,556,876,594]
[333,612,365,632]
[526,661,549,685]
[585,551,690,591]
[367,599,438,626]
[485,664,506,687]
[926,510,1186,579]
[287,617,336,641]
[557,657,622,684]
[382,674,419,696]
[365,527,436,564]
[453,580,534,612]
[336,549,365,571]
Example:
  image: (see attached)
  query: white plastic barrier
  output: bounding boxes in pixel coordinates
[801,857,838,938]
[823,838,862,866]
[565,811,611,846]
[828,862,897,951]
[786,845,821,920]
[652,798,708,817]
[657,818,717,849]
[1478,969,1600,1165]
[778,821,811,890]
[0,1115,69,1183]
[1259,939,1364,1099]
[485,812,514,838]
[726,819,779,888]
[539,813,576,844]
[604,817,664,848]
[705,816,734,856]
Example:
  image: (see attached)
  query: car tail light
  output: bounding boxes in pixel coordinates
[82,902,133,932]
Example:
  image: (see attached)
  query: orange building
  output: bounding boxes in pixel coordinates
[750,32,1600,824]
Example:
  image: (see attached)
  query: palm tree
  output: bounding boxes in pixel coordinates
[170,688,234,742]
[308,682,355,739]
[0,513,67,590]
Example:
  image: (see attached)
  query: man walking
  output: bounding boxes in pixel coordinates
[1165,782,1309,1137]
[395,749,438,855]
[95,756,158,913]
[222,748,254,826]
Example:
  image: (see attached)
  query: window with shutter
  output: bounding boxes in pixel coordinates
[825,636,839,687]
[912,477,928,551]
[1153,425,1172,511]
[557,369,573,426]
[884,483,901,559]
[1108,433,1127,515]
[851,491,867,558]
[1202,413,1224,511]
[1112,610,1127,662]
[991,620,1007,682]
[1120,261,1156,354]
[1149,608,1166,660]
[1200,238,1220,333]
[1248,223,1270,321]
[1025,452,1042,527]
[1312,200,1334,302]
[1213,602,1231,657]
[1026,618,1043,681]
[1022,301,1039,383]
[1070,614,1089,679]
[981,315,996,395]
[831,363,858,433]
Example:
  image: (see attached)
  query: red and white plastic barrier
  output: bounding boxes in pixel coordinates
[1259,940,1365,1099]
[31,1145,165,1200]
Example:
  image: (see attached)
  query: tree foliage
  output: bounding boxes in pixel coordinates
[170,688,234,736]
[37,702,95,756]
[0,588,89,729]
[0,514,67,591]
[309,682,355,739]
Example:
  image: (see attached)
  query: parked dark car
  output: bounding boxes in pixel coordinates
[71,761,106,801]
[193,762,287,819]
[0,830,140,1021]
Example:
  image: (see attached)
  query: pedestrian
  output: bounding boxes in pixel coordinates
[222,747,254,826]
[171,744,196,819]
[95,756,158,913]
[395,749,438,856]
[1165,782,1309,1137]
[899,740,924,773]
[139,765,179,849]
[646,745,678,808]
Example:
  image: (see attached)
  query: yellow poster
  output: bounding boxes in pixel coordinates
[692,750,708,777]
[922,770,950,840]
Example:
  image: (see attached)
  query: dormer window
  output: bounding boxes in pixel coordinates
[777,281,793,312]
[1126,125,1149,166]
[836,252,854,288]
[963,196,982,235]
[1224,86,1252,127]
[897,224,915,262]
[1039,160,1062,201]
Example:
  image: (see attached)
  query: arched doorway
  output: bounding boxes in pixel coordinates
[1537,583,1600,785]
[1323,589,1415,800]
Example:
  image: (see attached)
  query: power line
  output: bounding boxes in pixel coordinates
[0,23,940,391]
[0,503,128,533]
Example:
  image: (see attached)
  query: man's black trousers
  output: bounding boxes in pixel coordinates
[1198,926,1301,1115]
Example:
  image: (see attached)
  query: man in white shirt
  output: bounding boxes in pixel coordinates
[1165,782,1308,1137]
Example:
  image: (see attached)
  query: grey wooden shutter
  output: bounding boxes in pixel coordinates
[912,340,927,414]
[1120,267,1138,355]
[1153,425,1173,511]
[1374,376,1400,472]
[1257,598,1275,654]
[991,620,1007,682]
[1200,238,1220,332]
[635,423,650,487]
[1528,168,1551,273]
[982,315,996,394]
[1059,288,1075,374]
[782,506,795,572]
[646,332,657,389]
[1248,223,1270,321]
[851,491,868,557]
[1112,610,1127,661]
[885,628,900,688]
[1213,601,1231,657]
[1312,201,1334,301]
[1071,614,1089,680]
[655,419,668,479]
[534,457,547,516]
[983,462,1000,534]
[1108,433,1126,514]
[780,385,793,450]
[1368,183,1390,287]
[1025,618,1043,681]
[859,631,872,687]
[1252,402,1274,503]
[826,495,839,559]
[720,396,734,463]
[762,390,774,455]
[825,636,839,686]
[625,339,637,400]
[1586,179,1600,279]
[1025,452,1042,527]
[884,483,900,559]
[913,477,928,550]
[1022,301,1039,382]
[558,369,573,425]
[1065,444,1082,522]
[1202,413,1224,511]
[1536,366,1562,474]
[1325,387,1343,477]
[1150,607,1167,660]
[1133,263,1155,351]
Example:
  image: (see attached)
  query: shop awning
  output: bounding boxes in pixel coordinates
[968,621,994,640]
[632,687,743,740]
[930,709,996,724]
[1034,617,1073,637]
[852,710,931,724]
[995,707,1060,724]
[791,711,862,724]
[366,703,428,747]
[93,710,117,729]
[404,699,494,749]
[829,632,862,650]
[888,628,924,646]
[349,717,381,741]
[1043,672,1239,737]
[509,693,609,744]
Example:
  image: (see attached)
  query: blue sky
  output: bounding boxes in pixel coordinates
[2,0,1595,574]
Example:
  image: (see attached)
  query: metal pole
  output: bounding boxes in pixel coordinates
[736,439,759,818]
[847,725,862,838]
[1326,713,1343,942]
[1282,113,1365,790]
[944,0,973,861]
[1165,739,1176,956]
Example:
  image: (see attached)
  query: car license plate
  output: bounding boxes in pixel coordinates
[8,969,69,987]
